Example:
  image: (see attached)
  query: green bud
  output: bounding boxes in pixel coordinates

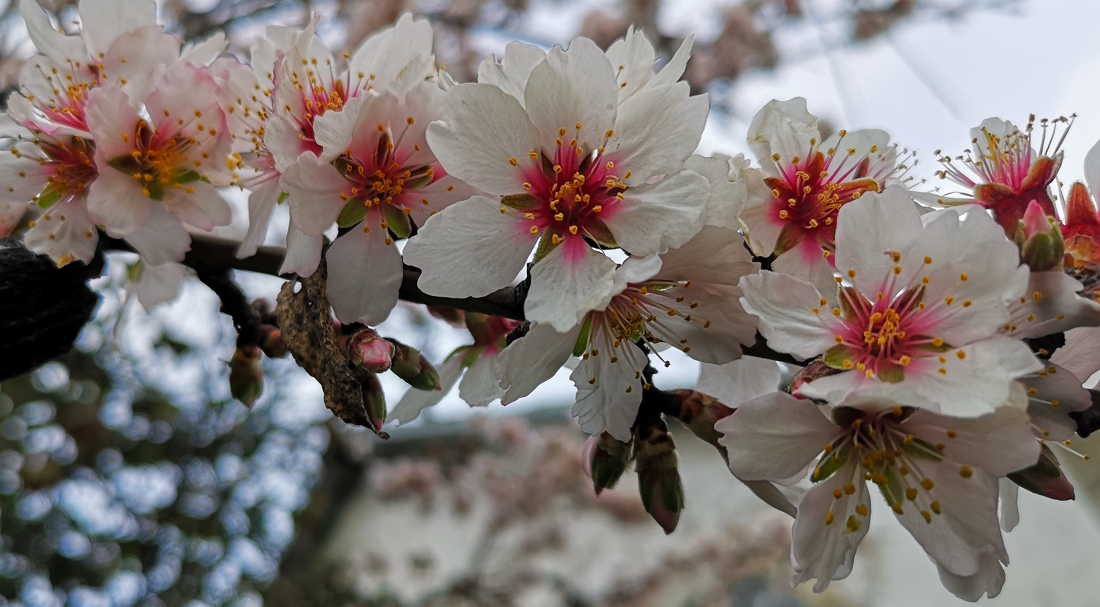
[389,339,441,390]
[634,418,684,534]
[362,371,388,435]
[229,345,263,406]
[1022,231,1063,272]
[585,433,633,495]
[1008,443,1075,501]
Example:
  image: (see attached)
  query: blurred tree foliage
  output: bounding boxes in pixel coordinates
[0,305,329,606]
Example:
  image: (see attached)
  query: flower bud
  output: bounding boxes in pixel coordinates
[229,345,263,406]
[665,389,734,451]
[361,371,388,435]
[258,324,287,358]
[634,418,684,534]
[1018,201,1065,271]
[348,329,395,373]
[1008,443,1075,501]
[389,339,441,390]
[583,432,633,495]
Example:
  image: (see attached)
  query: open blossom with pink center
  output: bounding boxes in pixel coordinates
[740,187,1042,417]
[935,115,1070,235]
[3,0,225,268]
[280,81,474,325]
[740,98,912,289]
[716,387,1039,600]
[495,228,757,440]
[391,313,523,425]
[217,15,436,272]
[80,64,232,263]
[403,34,709,332]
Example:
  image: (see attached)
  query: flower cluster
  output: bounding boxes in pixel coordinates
[7,4,1100,601]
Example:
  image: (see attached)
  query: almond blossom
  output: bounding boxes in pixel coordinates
[229,14,437,276]
[280,81,473,325]
[496,228,757,440]
[82,65,232,263]
[739,187,1042,416]
[716,388,1039,600]
[404,34,709,332]
[935,115,1069,234]
[740,97,911,288]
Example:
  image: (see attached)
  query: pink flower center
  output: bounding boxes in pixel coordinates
[826,280,948,381]
[107,119,210,200]
[766,141,886,260]
[511,129,627,249]
[34,136,97,204]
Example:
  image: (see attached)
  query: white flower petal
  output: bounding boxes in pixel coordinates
[526,242,618,332]
[684,153,751,230]
[893,465,1004,578]
[403,196,536,297]
[23,199,98,265]
[605,169,707,257]
[133,261,187,310]
[123,204,191,266]
[523,37,617,153]
[935,549,1007,601]
[77,0,157,57]
[570,342,648,441]
[348,13,435,96]
[790,460,871,592]
[999,479,1020,533]
[717,392,840,481]
[747,97,819,167]
[904,395,1040,477]
[278,229,322,278]
[606,82,706,184]
[698,356,783,407]
[237,178,282,259]
[426,83,541,194]
[499,323,579,404]
[165,181,231,231]
[86,169,152,236]
[738,270,834,360]
[326,226,403,325]
[477,41,545,103]
[834,186,923,296]
[282,154,347,236]
[459,352,503,406]
[1050,327,1100,384]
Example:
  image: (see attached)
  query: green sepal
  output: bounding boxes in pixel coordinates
[876,361,905,383]
[810,442,850,483]
[823,344,857,370]
[572,315,593,357]
[902,436,945,462]
[501,193,539,210]
[383,204,413,239]
[337,200,366,228]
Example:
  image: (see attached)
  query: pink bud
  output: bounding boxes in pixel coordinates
[348,329,395,373]
[1022,199,1050,237]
